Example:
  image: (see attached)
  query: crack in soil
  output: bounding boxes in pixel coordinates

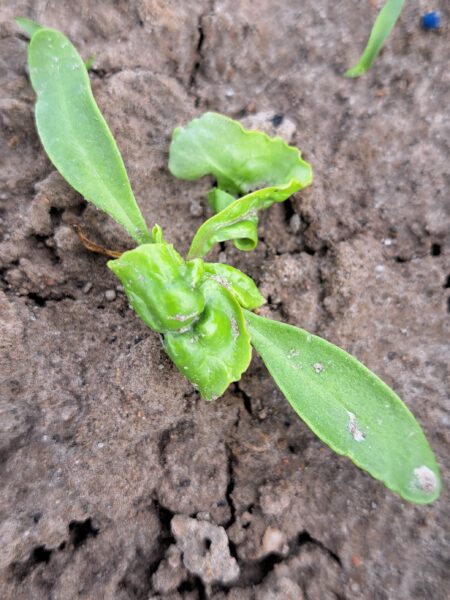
[224,444,237,530]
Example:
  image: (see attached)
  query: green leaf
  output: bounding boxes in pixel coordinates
[108,243,205,333]
[27,28,151,244]
[188,180,301,259]
[84,55,95,70]
[165,279,252,400]
[204,263,265,310]
[208,188,258,252]
[168,112,312,196]
[345,0,405,78]
[245,311,441,504]
[16,17,43,37]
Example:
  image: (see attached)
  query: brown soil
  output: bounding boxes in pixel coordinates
[1,1,449,599]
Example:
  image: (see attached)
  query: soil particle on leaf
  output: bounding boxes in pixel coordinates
[413,466,438,494]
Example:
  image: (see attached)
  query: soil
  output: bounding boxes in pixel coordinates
[1,1,449,599]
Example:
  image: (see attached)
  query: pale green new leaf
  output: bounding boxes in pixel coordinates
[208,188,258,251]
[16,17,43,37]
[168,112,312,196]
[204,262,265,310]
[188,180,301,259]
[245,311,441,504]
[27,28,151,243]
[345,0,405,77]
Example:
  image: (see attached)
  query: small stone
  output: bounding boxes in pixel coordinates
[261,526,287,555]
[218,251,227,263]
[171,514,239,585]
[105,289,116,301]
[289,213,301,234]
[189,200,203,217]
[82,282,93,294]
[54,225,79,252]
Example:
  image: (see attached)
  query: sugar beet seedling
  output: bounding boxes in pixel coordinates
[19,19,441,504]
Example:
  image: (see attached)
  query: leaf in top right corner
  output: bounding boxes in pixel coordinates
[245,311,441,504]
[345,0,405,77]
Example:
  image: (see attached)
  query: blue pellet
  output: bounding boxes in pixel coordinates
[421,11,441,31]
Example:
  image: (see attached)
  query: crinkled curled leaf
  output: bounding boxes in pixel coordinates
[108,244,253,400]
[169,111,312,195]
[203,263,265,310]
[245,311,441,504]
[345,0,405,77]
[208,189,258,251]
[168,112,312,195]
[169,112,312,257]
[165,279,252,400]
[27,28,151,244]
[188,180,301,259]
[108,244,205,333]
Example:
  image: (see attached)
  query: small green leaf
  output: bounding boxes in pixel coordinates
[169,112,312,196]
[188,180,301,259]
[204,263,265,310]
[207,188,235,214]
[245,311,441,504]
[16,17,43,37]
[165,279,252,400]
[84,55,95,70]
[108,244,205,333]
[345,0,405,78]
[208,188,258,252]
[28,29,151,243]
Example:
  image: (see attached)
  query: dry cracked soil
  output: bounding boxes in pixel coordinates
[1,1,449,599]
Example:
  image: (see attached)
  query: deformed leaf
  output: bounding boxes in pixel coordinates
[345,0,405,78]
[168,112,312,196]
[27,28,152,244]
[204,263,265,310]
[108,243,205,333]
[165,279,252,400]
[245,311,441,504]
[208,188,258,251]
[188,180,301,259]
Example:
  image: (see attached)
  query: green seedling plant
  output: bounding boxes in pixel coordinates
[345,0,405,77]
[19,20,441,504]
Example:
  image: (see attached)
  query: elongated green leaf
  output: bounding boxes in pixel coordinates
[204,262,265,310]
[164,279,252,400]
[245,311,441,504]
[188,180,301,259]
[169,112,312,196]
[28,29,151,243]
[16,17,43,37]
[345,0,405,77]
